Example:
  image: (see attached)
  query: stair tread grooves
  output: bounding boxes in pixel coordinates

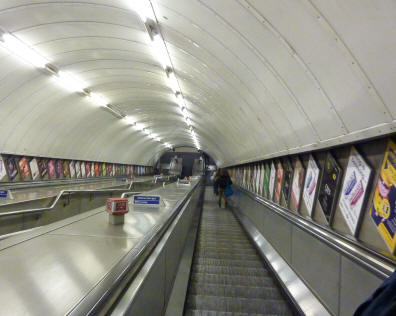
[184,193,292,316]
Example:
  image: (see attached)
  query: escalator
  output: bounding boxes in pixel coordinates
[184,190,293,315]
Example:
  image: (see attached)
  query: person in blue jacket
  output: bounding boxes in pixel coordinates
[354,269,396,315]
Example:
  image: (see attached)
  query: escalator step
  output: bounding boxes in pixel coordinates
[193,258,264,268]
[190,273,275,287]
[185,309,273,316]
[189,283,282,300]
[186,295,292,315]
[193,252,258,261]
[192,265,270,277]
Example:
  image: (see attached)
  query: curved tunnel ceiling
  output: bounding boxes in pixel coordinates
[0,1,395,167]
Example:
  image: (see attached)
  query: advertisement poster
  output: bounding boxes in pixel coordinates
[85,162,91,178]
[63,161,70,178]
[107,164,112,176]
[302,155,321,216]
[94,162,100,177]
[290,157,305,212]
[264,164,270,198]
[260,164,265,196]
[55,160,63,179]
[0,156,7,181]
[29,158,40,180]
[274,161,284,204]
[102,163,107,176]
[48,159,56,179]
[75,161,81,178]
[282,159,293,205]
[371,140,396,253]
[318,153,342,223]
[339,147,372,235]
[38,159,48,178]
[6,157,18,181]
[91,162,95,177]
[18,157,31,181]
[69,161,76,178]
[269,162,276,200]
[81,162,86,178]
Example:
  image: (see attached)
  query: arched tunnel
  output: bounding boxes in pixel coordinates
[0,1,395,315]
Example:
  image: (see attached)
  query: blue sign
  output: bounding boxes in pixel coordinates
[133,195,161,205]
[178,180,190,185]
[0,190,8,198]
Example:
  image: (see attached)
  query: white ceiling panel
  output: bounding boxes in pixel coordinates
[0,0,394,166]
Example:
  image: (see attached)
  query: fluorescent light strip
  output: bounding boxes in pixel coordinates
[1,33,49,68]
[1,30,159,145]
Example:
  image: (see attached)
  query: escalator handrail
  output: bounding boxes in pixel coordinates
[0,180,141,218]
[236,185,395,279]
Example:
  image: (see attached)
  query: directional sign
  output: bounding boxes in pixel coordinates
[133,195,161,206]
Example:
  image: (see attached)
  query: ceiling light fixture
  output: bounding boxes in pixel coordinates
[87,92,108,107]
[0,32,48,68]
[152,34,172,69]
[55,71,87,93]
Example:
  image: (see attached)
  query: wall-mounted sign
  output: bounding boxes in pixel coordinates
[55,160,63,179]
[339,147,372,235]
[133,195,161,206]
[371,140,396,253]
[48,159,56,179]
[70,161,76,178]
[290,157,305,213]
[318,153,342,224]
[29,158,39,180]
[75,161,81,178]
[0,156,7,181]
[38,159,48,178]
[63,161,70,178]
[303,155,320,216]
[264,164,270,198]
[81,162,86,178]
[282,159,293,205]
[269,162,276,200]
[85,162,91,178]
[274,161,284,204]
[0,190,8,198]
[18,157,31,181]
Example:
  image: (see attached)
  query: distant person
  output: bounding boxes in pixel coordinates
[212,170,219,195]
[354,269,396,316]
[215,169,232,208]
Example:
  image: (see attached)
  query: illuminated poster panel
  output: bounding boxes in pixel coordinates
[260,164,265,196]
[69,161,76,178]
[81,162,86,178]
[18,157,31,181]
[91,162,95,177]
[55,160,63,179]
[6,157,18,181]
[48,159,56,179]
[303,155,320,216]
[264,164,270,198]
[274,161,283,204]
[282,159,293,205]
[75,161,81,178]
[102,163,107,176]
[94,162,100,177]
[112,164,116,176]
[29,158,39,180]
[318,153,342,224]
[371,140,396,253]
[269,162,276,200]
[38,159,48,179]
[63,161,70,178]
[290,157,305,213]
[107,164,112,176]
[0,156,7,181]
[339,147,372,235]
[85,162,91,178]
